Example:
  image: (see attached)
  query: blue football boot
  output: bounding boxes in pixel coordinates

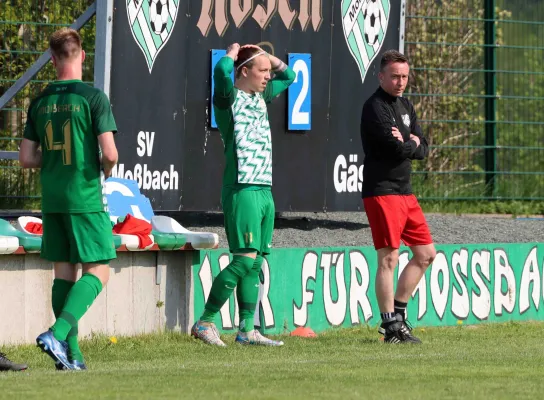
[55,359,87,371]
[36,330,72,370]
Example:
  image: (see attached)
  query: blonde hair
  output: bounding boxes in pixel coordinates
[49,28,82,61]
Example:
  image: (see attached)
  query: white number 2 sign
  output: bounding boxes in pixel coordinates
[288,53,312,131]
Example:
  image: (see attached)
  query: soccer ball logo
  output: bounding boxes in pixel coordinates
[127,0,179,73]
[149,0,169,34]
[364,0,381,45]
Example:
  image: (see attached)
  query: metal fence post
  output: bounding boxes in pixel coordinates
[94,0,114,98]
[484,0,497,198]
[399,0,407,54]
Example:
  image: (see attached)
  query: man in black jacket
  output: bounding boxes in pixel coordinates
[361,50,436,344]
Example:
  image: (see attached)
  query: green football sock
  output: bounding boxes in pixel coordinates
[199,255,255,323]
[51,273,103,342]
[237,255,264,332]
[66,327,84,363]
[51,279,84,362]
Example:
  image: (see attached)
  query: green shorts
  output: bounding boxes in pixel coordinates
[222,186,275,255]
[41,212,117,264]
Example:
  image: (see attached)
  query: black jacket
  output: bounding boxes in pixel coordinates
[360,87,428,198]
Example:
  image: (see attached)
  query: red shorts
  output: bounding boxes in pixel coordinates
[363,194,433,250]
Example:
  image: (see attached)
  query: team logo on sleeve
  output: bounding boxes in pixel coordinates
[341,0,390,84]
[126,0,179,73]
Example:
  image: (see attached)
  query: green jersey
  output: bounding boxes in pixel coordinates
[23,80,117,213]
[213,56,295,188]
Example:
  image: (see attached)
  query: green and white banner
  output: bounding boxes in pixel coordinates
[193,244,544,334]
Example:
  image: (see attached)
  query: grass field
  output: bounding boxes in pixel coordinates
[1,322,544,399]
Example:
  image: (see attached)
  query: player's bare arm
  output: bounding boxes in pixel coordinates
[98,131,118,178]
[266,52,287,72]
[19,138,42,169]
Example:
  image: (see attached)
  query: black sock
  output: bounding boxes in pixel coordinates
[380,312,396,329]
[394,300,408,320]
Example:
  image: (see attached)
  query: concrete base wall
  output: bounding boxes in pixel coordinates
[0,251,195,345]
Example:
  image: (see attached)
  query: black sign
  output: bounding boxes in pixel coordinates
[110,0,401,212]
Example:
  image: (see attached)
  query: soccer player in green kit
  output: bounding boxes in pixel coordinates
[19,28,118,370]
[191,43,295,346]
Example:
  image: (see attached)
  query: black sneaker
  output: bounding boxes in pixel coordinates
[383,315,421,344]
[378,313,413,335]
[0,352,28,371]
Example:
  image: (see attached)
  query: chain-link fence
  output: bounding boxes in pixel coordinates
[406,0,544,200]
[0,0,95,208]
[1,1,543,208]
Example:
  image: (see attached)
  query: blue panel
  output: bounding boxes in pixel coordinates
[288,53,312,131]
[210,49,234,128]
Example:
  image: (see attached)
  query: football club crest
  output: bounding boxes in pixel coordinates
[402,114,410,127]
[341,0,390,84]
[126,0,179,73]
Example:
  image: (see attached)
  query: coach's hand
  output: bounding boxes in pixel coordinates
[410,134,421,147]
[392,127,404,142]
